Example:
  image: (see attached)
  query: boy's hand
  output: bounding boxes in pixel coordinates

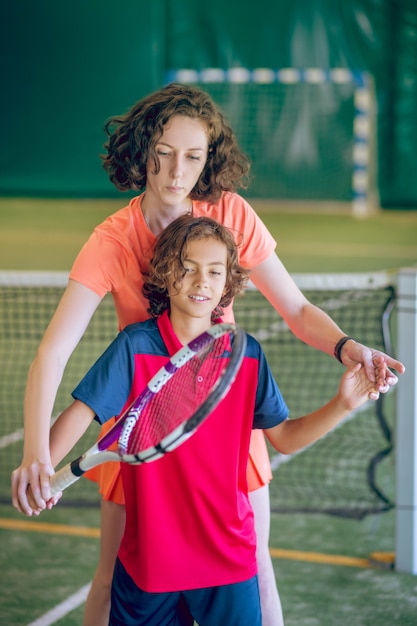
[339,356,385,411]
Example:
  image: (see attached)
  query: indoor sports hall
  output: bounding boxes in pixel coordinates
[1,2,417,625]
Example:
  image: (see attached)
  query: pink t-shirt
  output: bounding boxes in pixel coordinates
[117,312,260,591]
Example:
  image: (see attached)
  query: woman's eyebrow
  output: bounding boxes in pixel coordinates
[156,141,206,152]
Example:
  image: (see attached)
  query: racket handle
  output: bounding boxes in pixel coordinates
[50,462,82,497]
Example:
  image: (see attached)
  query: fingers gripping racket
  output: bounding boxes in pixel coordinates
[50,323,246,496]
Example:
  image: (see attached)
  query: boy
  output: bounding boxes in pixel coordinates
[49,215,381,625]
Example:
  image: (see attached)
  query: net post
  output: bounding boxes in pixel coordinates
[395,267,417,574]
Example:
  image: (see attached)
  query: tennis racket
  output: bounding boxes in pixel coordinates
[50,323,246,496]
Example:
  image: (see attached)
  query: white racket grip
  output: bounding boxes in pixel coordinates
[50,463,81,497]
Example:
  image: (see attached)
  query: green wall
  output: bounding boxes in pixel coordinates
[0,2,164,197]
[1,0,416,207]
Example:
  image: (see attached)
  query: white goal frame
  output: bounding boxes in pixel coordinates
[166,67,378,217]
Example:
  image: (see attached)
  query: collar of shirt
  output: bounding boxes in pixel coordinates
[156,310,231,356]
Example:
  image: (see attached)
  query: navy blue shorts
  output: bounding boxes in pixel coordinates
[110,557,262,626]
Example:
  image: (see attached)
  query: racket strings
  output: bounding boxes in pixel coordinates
[126,336,229,453]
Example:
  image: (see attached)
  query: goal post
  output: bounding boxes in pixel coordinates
[165,67,378,216]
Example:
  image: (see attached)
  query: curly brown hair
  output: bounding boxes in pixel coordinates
[143,215,249,320]
[102,83,250,202]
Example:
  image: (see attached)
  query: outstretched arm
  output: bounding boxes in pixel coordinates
[265,357,383,455]
[250,253,404,392]
[11,280,102,516]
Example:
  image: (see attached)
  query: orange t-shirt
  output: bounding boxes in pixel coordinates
[70,191,276,500]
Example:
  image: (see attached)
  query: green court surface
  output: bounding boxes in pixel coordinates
[1,504,417,625]
[0,197,416,272]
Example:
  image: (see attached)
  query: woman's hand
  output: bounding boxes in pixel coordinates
[11,457,58,516]
[339,339,404,397]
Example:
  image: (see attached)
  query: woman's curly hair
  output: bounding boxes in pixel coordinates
[143,215,249,320]
[102,83,250,202]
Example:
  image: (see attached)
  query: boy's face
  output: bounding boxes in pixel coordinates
[146,115,208,208]
[168,238,228,322]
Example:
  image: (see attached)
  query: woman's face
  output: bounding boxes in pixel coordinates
[146,115,209,208]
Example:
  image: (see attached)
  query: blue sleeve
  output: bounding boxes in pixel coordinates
[251,338,289,429]
[72,329,135,424]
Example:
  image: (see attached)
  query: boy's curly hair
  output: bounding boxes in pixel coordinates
[102,83,250,202]
[143,215,249,320]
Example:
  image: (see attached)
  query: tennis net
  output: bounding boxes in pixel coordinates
[0,270,397,518]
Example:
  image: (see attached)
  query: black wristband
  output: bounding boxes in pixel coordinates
[334,336,353,363]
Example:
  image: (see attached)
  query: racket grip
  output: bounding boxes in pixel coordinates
[50,462,81,497]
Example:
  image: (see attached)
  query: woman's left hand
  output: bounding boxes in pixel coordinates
[340,340,405,396]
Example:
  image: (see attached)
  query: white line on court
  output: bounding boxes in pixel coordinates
[26,582,91,626]
[0,428,24,448]
[0,418,58,450]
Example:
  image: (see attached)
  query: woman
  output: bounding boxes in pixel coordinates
[11,83,404,626]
